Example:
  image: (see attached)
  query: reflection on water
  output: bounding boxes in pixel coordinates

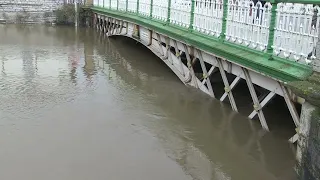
[0,25,297,180]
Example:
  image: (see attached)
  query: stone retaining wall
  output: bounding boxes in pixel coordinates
[0,0,64,23]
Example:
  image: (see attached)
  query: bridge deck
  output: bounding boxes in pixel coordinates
[92,6,312,82]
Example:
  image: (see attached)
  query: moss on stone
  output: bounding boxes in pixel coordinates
[286,73,320,107]
[308,72,320,84]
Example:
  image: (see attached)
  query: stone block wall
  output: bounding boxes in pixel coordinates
[0,0,64,23]
[301,108,320,180]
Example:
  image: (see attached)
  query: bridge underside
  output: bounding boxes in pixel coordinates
[93,12,305,143]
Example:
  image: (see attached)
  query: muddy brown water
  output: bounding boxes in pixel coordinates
[0,25,297,180]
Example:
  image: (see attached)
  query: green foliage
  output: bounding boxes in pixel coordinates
[79,7,93,26]
[54,4,76,25]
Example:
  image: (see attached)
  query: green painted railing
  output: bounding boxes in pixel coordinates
[94,0,320,68]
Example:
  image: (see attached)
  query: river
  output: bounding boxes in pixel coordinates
[0,25,297,180]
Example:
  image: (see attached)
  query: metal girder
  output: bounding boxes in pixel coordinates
[165,37,172,64]
[99,17,103,31]
[183,44,198,88]
[116,20,123,34]
[101,18,105,32]
[107,17,112,35]
[105,19,109,33]
[217,58,238,112]
[156,33,165,58]
[96,17,100,30]
[115,20,120,34]
[196,49,215,97]
[107,18,113,36]
[201,66,216,85]
[119,20,125,34]
[243,68,269,131]
[110,18,116,35]
[282,83,300,143]
[104,18,108,33]
[111,19,117,35]
[220,76,241,102]
[289,133,299,143]
[172,40,185,76]
[167,39,174,66]
[248,91,276,119]
[280,83,300,127]
[125,22,129,35]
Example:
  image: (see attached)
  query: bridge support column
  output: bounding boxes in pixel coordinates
[196,49,215,97]
[243,68,269,131]
[216,58,238,112]
[107,17,112,35]
[155,33,165,59]
[172,40,185,77]
[183,44,198,88]
[102,17,106,33]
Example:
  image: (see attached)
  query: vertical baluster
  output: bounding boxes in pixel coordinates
[150,0,153,18]
[126,0,128,11]
[211,0,215,35]
[167,0,171,24]
[220,0,228,40]
[190,0,195,30]
[202,0,205,32]
[266,0,276,59]
[305,5,314,60]
[257,2,263,49]
[137,0,139,14]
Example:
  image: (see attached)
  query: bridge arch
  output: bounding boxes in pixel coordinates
[93,13,303,142]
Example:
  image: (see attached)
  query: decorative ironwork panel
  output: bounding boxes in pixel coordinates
[194,0,224,37]
[94,0,99,6]
[225,0,272,51]
[152,0,169,21]
[104,0,110,8]
[111,0,118,9]
[128,0,138,13]
[139,0,152,16]
[273,3,320,65]
[118,0,127,11]
[170,0,192,28]
[99,0,104,7]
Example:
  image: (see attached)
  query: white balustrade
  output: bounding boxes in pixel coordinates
[226,0,272,51]
[152,0,169,21]
[99,0,104,7]
[194,0,224,37]
[273,3,319,64]
[139,0,152,16]
[128,0,138,13]
[104,0,110,8]
[170,0,192,28]
[94,0,98,6]
[111,0,118,9]
[118,0,127,11]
